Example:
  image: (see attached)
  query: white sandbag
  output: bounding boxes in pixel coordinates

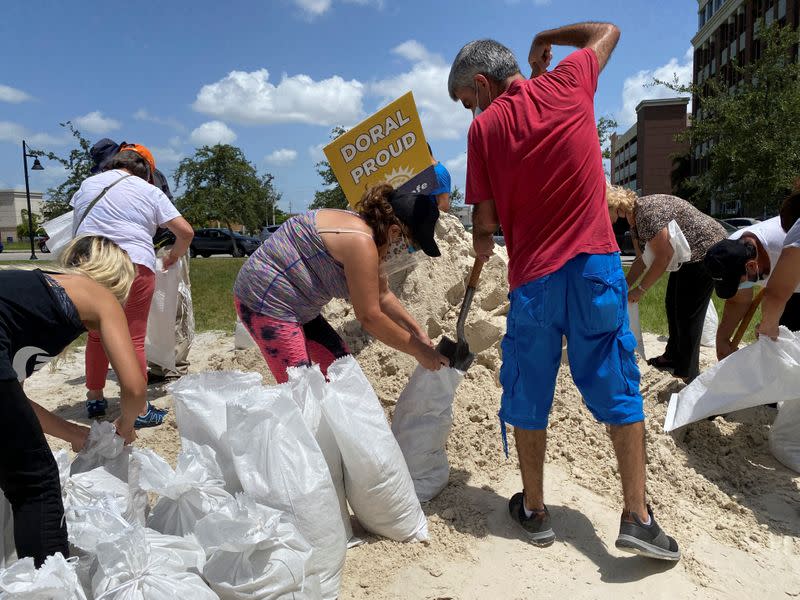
[134,443,233,536]
[227,386,345,599]
[195,494,319,600]
[0,491,15,569]
[170,371,263,493]
[56,450,129,515]
[323,356,429,542]
[769,401,800,473]
[287,365,352,541]
[701,301,718,348]
[0,553,87,599]
[91,528,217,600]
[665,326,800,431]
[70,421,131,482]
[234,318,256,350]
[144,530,206,575]
[627,302,647,361]
[642,219,692,272]
[145,258,181,370]
[41,210,74,259]
[391,366,463,502]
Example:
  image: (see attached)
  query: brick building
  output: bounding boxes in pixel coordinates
[610,98,690,196]
[692,0,800,213]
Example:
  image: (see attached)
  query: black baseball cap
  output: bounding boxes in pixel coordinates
[89,138,120,174]
[388,192,441,257]
[703,239,756,299]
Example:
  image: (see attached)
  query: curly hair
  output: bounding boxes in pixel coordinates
[606,183,637,215]
[355,184,404,248]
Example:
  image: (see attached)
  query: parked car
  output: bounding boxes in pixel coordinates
[190,228,261,258]
[722,217,761,229]
[259,224,281,242]
[0,240,3,253]
[493,227,505,247]
[715,218,739,235]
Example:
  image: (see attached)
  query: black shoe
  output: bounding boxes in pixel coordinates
[86,397,108,419]
[616,505,681,561]
[508,492,556,547]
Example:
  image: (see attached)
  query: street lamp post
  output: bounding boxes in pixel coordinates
[22,140,44,261]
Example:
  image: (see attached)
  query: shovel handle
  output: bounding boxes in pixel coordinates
[467,257,484,289]
[729,287,765,347]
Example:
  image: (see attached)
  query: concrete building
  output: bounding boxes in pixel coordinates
[692,0,799,213]
[0,190,43,243]
[610,98,690,196]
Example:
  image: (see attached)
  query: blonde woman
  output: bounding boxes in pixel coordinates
[607,185,726,381]
[0,235,146,567]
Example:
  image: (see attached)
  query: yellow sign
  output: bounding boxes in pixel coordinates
[324,92,431,207]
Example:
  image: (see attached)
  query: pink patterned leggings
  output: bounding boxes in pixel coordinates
[235,298,350,384]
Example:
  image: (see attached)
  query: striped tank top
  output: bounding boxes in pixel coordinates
[233,210,362,323]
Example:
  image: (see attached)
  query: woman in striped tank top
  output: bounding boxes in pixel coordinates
[234,184,449,383]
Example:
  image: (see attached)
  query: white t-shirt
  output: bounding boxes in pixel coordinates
[784,219,800,248]
[70,170,181,272]
[730,216,800,291]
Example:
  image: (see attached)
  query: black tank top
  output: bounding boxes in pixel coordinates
[0,269,86,382]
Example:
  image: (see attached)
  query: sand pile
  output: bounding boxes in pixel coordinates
[26,212,799,596]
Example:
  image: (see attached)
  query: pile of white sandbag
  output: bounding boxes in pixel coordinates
[0,355,457,598]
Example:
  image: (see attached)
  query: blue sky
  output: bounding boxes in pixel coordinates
[0,0,696,214]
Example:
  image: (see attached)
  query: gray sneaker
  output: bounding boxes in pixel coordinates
[615,505,681,561]
[508,492,556,547]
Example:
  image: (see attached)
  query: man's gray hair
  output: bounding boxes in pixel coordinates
[448,39,521,100]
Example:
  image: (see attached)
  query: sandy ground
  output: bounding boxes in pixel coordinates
[25,214,800,599]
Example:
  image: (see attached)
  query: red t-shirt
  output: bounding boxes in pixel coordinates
[466,48,618,290]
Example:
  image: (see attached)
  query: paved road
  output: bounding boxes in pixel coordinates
[0,251,51,262]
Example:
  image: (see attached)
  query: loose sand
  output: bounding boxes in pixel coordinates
[26,213,800,598]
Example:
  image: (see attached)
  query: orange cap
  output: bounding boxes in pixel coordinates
[119,143,156,180]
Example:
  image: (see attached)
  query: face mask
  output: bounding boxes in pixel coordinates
[473,81,492,118]
[738,280,757,290]
[381,234,421,276]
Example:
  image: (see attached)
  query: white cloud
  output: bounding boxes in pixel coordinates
[189,121,237,146]
[617,47,693,129]
[444,152,467,192]
[372,40,471,141]
[133,109,186,132]
[0,121,65,147]
[265,148,298,166]
[73,111,122,134]
[309,142,327,163]
[294,0,331,16]
[193,69,364,127]
[150,146,183,165]
[0,84,31,103]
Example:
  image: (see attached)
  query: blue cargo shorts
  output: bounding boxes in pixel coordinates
[499,252,644,438]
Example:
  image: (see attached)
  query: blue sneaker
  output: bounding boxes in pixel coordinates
[134,403,168,429]
[86,397,108,419]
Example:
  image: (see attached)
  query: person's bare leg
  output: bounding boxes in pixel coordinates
[609,421,648,518]
[515,427,547,511]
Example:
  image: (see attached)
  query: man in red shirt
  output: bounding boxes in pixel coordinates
[448,22,679,561]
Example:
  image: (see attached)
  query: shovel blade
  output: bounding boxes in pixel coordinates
[436,336,475,372]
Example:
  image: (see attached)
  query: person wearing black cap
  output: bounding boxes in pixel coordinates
[233,183,447,384]
[705,214,800,360]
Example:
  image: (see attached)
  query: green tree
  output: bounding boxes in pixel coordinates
[657,22,800,214]
[174,144,281,240]
[16,209,44,239]
[596,116,618,161]
[28,121,94,220]
[448,185,465,214]
[310,126,349,210]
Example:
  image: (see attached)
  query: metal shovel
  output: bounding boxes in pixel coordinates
[437,257,484,371]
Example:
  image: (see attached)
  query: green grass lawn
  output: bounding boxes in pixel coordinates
[630,269,759,343]
[2,241,38,251]
[190,258,245,332]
